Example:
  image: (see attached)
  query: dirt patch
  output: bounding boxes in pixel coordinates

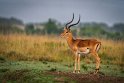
[1,69,30,81]
[46,71,124,83]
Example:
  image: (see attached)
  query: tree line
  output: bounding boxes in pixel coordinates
[0,17,124,40]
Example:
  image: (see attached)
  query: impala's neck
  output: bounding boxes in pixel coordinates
[66,33,75,48]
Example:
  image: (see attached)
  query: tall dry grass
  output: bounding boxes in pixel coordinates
[99,39,124,65]
[0,34,123,65]
[0,34,72,62]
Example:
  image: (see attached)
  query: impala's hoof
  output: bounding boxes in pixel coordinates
[77,70,80,73]
[93,68,99,74]
[93,71,97,75]
[73,70,76,73]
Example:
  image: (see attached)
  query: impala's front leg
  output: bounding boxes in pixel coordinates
[77,53,81,73]
[73,53,78,73]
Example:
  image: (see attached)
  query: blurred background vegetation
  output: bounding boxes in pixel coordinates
[0,17,124,40]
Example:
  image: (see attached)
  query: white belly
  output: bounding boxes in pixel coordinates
[77,48,90,55]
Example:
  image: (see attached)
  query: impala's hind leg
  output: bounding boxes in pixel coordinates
[92,52,101,74]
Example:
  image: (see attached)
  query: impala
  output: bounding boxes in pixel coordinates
[60,14,101,74]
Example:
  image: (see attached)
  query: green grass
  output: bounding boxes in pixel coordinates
[0,61,77,83]
[0,60,124,83]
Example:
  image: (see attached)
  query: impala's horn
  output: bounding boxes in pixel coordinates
[65,13,74,29]
[68,15,80,29]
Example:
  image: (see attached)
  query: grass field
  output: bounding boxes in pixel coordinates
[0,34,124,83]
[0,34,123,65]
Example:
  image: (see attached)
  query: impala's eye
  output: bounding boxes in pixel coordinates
[66,32,68,33]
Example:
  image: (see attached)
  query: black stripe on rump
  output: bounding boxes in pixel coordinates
[95,43,101,52]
